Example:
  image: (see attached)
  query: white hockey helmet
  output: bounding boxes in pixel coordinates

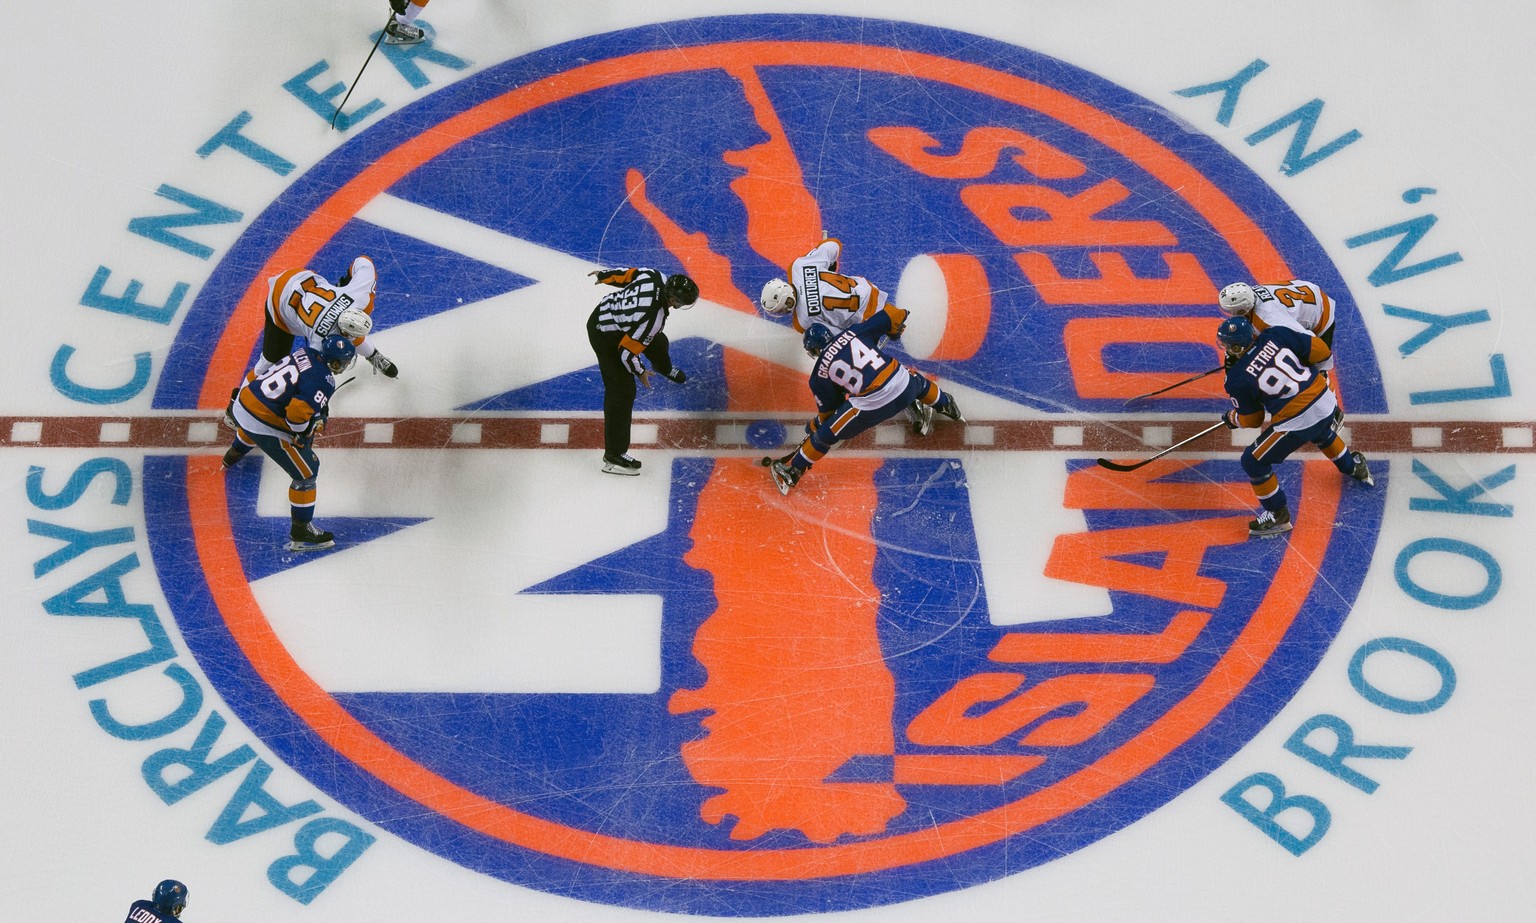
[1218,282,1257,316]
[760,278,796,316]
[335,306,373,339]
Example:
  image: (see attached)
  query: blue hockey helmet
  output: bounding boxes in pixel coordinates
[1216,315,1256,352]
[802,322,836,357]
[319,333,357,373]
[152,880,188,917]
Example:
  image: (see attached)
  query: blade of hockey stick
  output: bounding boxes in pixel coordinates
[1122,365,1225,405]
[331,16,393,130]
[1095,420,1228,472]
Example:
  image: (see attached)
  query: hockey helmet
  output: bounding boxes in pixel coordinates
[319,333,357,373]
[1216,315,1256,352]
[334,306,373,339]
[802,322,837,357]
[666,273,699,308]
[760,278,796,316]
[1218,282,1257,316]
[152,880,188,917]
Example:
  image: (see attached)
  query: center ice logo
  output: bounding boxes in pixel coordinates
[146,15,1386,914]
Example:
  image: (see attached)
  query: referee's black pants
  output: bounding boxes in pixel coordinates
[587,321,673,458]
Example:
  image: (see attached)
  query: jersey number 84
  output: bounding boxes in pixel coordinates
[825,338,886,393]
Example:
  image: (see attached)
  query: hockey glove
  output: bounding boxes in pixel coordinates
[295,415,326,449]
[1220,409,1241,430]
[369,351,399,378]
[621,348,647,378]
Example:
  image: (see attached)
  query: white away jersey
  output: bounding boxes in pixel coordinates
[789,239,901,335]
[1248,279,1336,370]
[1249,279,1335,337]
[266,255,378,349]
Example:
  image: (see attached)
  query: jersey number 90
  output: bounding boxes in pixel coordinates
[1256,347,1311,399]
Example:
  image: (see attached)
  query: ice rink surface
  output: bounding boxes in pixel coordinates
[4,2,1536,920]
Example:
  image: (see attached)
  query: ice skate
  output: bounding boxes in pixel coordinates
[384,18,424,44]
[1248,508,1292,539]
[907,401,934,437]
[769,460,802,496]
[602,453,642,476]
[1349,451,1374,487]
[936,395,965,424]
[287,521,336,552]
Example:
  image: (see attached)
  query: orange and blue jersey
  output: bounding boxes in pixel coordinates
[1223,325,1337,433]
[807,313,910,418]
[788,312,945,470]
[232,347,337,444]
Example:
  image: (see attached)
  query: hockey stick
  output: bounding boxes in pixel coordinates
[1122,365,1224,405]
[330,15,394,130]
[1095,420,1228,472]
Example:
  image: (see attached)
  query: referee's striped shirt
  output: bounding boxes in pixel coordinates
[589,267,669,347]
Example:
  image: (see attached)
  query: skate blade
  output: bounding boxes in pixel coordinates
[1249,525,1293,539]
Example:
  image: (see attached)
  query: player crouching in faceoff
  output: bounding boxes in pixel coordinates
[221,335,355,551]
[224,255,396,429]
[1217,315,1373,538]
[769,313,964,495]
[759,234,934,436]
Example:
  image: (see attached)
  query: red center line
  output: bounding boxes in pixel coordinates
[0,415,1529,454]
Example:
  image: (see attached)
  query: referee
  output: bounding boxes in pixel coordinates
[585,267,699,475]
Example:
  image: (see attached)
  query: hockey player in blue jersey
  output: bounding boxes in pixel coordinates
[1217,315,1373,538]
[221,334,356,551]
[123,879,187,922]
[769,314,964,495]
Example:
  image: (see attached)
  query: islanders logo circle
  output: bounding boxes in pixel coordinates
[146,15,1387,915]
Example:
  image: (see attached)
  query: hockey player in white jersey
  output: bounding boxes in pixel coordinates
[760,236,934,434]
[225,255,397,427]
[1218,280,1337,370]
[760,238,909,337]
